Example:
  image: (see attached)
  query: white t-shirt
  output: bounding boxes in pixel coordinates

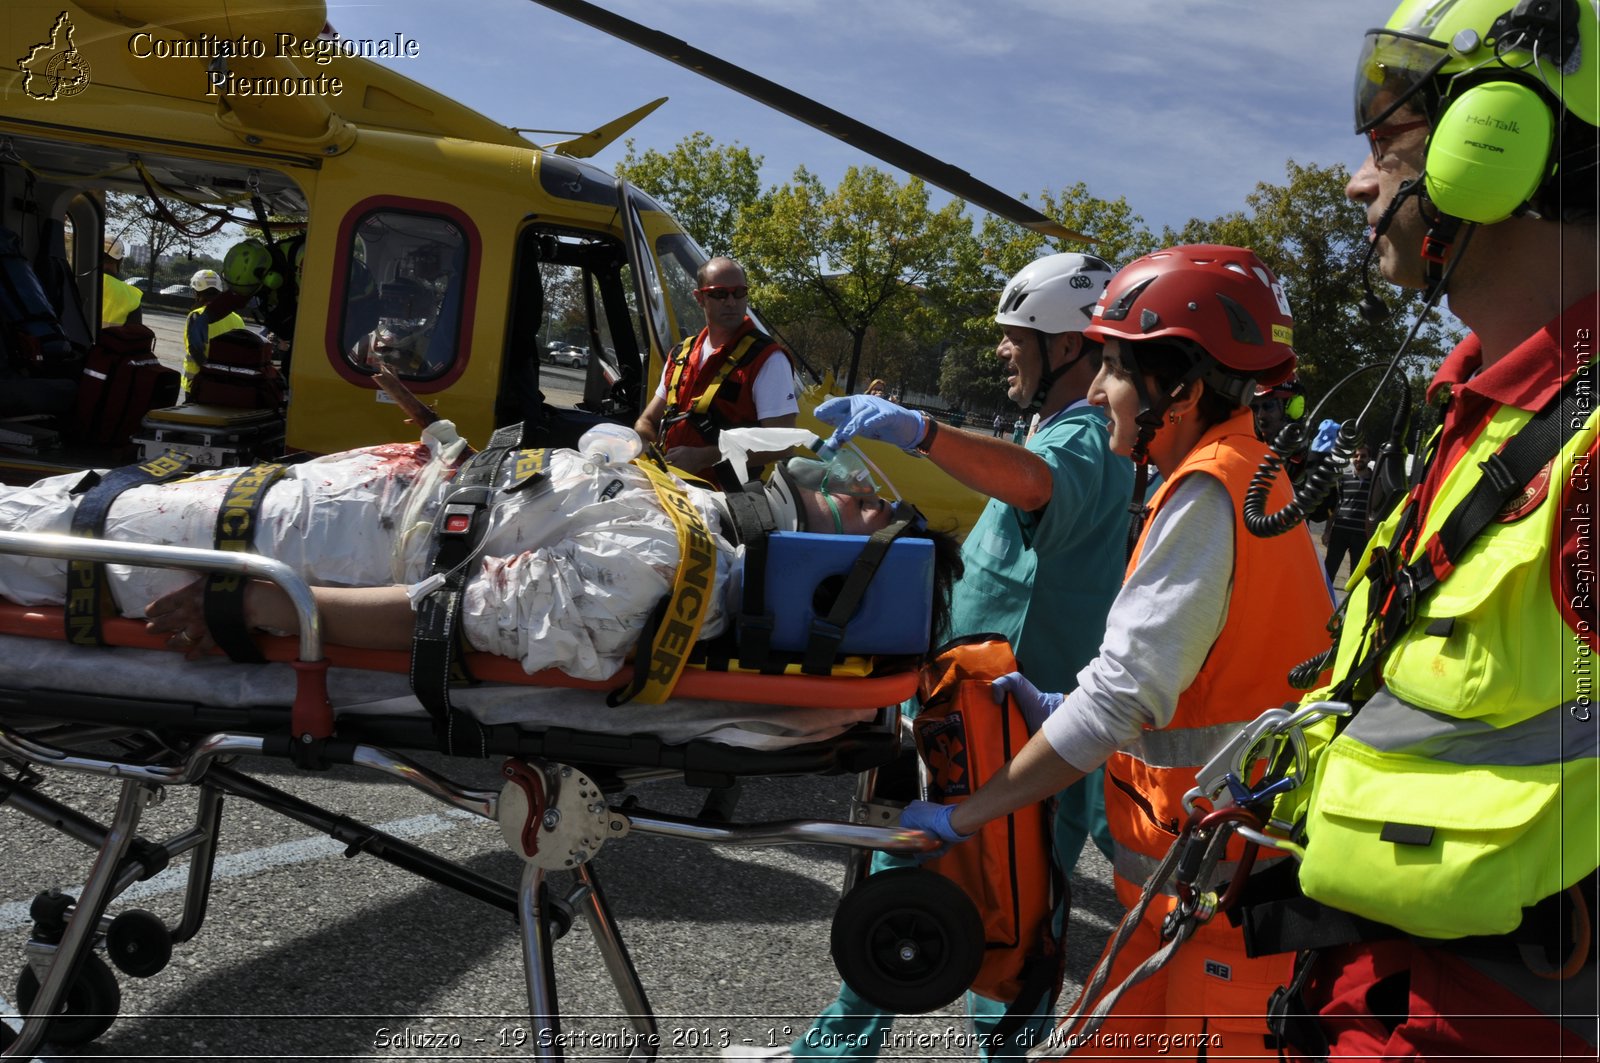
[653,336,799,420]
[1041,473,1236,772]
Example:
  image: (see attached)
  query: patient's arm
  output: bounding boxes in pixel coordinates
[373,361,441,428]
[145,578,416,657]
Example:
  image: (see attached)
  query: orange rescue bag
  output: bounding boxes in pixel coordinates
[913,633,1063,1008]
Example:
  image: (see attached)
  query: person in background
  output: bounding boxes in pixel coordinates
[992,411,1006,436]
[755,253,1132,1063]
[633,256,797,476]
[1011,413,1028,444]
[188,270,246,335]
[1319,443,1373,586]
[902,245,1331,1061]
[864,378,888,398]
[99,237,142,328]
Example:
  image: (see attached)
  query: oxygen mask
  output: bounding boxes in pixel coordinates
[781,450,878,533]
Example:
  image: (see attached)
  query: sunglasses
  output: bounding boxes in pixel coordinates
[697,285,748,301]
[1365,119,1429,169]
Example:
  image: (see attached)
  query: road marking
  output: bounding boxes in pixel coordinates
[0,990,52,1062]
[0,808,482,931]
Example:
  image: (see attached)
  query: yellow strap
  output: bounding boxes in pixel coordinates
[663,335,697,410]
[630,459,718,703]
[687,334,762,415]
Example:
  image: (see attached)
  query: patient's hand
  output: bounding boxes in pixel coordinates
[665,443,719,474]
[144,578,216,661]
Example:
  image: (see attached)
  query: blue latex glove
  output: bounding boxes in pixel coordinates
[814,395,928,457]
[992,671,1064,735]
[900,799,973,860]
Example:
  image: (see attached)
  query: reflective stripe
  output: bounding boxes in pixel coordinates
[1112,843,1253,897]
[1345,690,1599,767]
[1125,719,1243,769]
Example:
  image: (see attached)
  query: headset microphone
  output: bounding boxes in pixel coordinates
[1356,178,1422,324]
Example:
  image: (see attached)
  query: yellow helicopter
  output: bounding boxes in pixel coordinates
[1,0,1083,532]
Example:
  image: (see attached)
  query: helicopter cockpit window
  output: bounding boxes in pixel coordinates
[338,209,468,382]
[653,233,707,343]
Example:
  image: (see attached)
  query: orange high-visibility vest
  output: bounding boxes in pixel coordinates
[661,319,788,450]
[1104,409,1330,908]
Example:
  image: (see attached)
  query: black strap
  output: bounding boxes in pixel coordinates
[801,519,911,676]
[202,462,286,663]
[65,453,193,646]
[409,424,523,753]
[727,485,783,673]
[988,951,1061,1052]
[1339,359,1595,701]
[1265,949,1330,1062]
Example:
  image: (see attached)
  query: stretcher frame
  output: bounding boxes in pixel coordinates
[0,530,941,1060]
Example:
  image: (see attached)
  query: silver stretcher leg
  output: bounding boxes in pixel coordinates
[572,863,657,1059]
[6,779,150,1059]
[171,783,225,945]
[517,862,562,1062]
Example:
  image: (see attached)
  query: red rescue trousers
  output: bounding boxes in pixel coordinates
[1296,938,1597,1060]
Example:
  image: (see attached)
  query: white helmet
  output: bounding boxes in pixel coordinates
[102,236,126,261]
[190,269,223,292]
[995,252,1116,334]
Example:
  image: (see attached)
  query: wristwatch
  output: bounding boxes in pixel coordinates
[913,413,938,456]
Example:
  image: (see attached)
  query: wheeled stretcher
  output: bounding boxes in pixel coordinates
[0,531,984,1060]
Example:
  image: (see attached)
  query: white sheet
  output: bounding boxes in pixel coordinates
[0,635,880,751]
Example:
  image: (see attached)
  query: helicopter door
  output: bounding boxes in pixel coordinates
[505,225,648,449]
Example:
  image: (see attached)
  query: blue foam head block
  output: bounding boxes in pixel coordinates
[755,531,933,656]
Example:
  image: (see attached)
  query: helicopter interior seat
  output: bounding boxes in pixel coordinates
[0,223,79,421]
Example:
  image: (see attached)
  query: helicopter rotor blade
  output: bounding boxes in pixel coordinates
[526,0,1093,243]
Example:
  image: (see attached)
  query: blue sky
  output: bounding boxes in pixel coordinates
[327,0,1400,237]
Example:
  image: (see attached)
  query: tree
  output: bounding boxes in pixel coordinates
[738,165,974,395]
[615,133,764,258]
[105,191,219,279]
[935,185,1159,409]
[1166,159,1458,435]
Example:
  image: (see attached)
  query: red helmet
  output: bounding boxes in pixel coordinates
[1084,245,1296,389]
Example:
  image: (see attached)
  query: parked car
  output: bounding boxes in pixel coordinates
[123,276,148,290]
[159,283,190,295]
[549,345,589,368]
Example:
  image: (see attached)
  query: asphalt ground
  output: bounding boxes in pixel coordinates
[0,745,1123,1061]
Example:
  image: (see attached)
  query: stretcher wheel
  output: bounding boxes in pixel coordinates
[829,867,983,1014]
[15,954,121,1046]
[106,909,173,978]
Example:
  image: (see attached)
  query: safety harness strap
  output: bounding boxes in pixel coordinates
[802,519,911,676]
[202,462,286,664]
[608,459,718,705]
[661,332,770,443]
[64,452,192,646]
[661,334,697,411]
[726,485,783,673]
[410,424,525,753]
[1341,359,1595,699]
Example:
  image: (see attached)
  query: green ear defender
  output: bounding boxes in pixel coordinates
[1284,392,1306,421]
[1425,78,1557,223]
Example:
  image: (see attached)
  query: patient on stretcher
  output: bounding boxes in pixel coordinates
[0,418,958,680]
